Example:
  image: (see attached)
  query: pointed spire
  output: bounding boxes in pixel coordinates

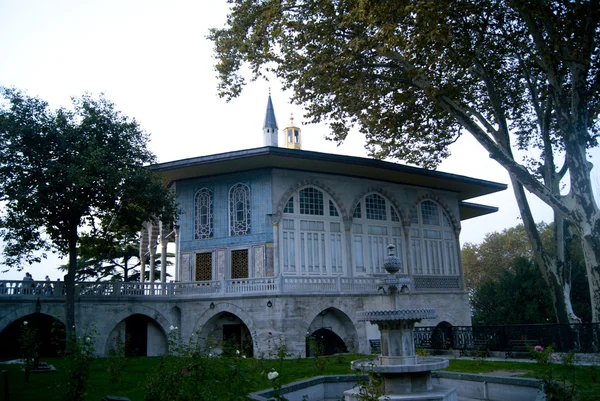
[263,91,279,146]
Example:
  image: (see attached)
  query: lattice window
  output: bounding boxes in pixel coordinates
[411,207,419,224]
[353,202,362,218]
[194,188,213,240]
[195,252,212,281]
[420,200,440,225]
[230,183,251,236]
[329,200,339,216]
[391,207,401,222]
[353,193,403,275]
[231,249,249,279]
[299,187,324,215]
[365,194,386,220]
[284,197,294,213]
[412,200,457,276]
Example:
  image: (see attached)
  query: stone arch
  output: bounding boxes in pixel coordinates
[192,302,256,356]
[273,179,348,223]
[98,304,172,356]
[301,301,361,356]
[0,311,66,359]
[349,187,405,223]
[0,304,66,334]
[408,195,460,237]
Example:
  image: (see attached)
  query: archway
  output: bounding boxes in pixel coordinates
[305,307,357,357]
[431,321,453,352]
[306,328,347,357]
[106,314,167,357]
[0,313,66,360]
[197,311,253,357]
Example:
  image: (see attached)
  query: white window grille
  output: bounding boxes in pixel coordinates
[352,194,404,275]
[411,200,457,276]
[230,183,251,236]
[194,188,213,240]
[281,186,344,275]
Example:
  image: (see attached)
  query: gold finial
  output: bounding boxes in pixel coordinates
[290,113,294,124]
[269,87,271,96]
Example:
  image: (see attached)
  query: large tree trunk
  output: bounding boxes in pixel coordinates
[65,221,79,352]
[510,175,579,323]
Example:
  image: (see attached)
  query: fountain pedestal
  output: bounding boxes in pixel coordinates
[344,309,456,401]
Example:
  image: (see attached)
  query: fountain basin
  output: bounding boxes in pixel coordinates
[352,357,449,374]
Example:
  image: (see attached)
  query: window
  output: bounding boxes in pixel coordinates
[230,183,251,236]
[194,188,213,240]
[410,200,457,276]
[352,194,404,275]
[281,186,344,275]
[231,249,249,279]
[195,252,213,281]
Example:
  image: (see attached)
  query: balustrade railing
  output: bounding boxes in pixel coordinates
[0,273,461,299]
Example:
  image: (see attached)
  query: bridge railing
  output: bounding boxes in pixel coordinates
[0,274,462,299]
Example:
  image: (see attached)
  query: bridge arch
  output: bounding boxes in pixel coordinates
[192,302,256,357]
[99,305,172,357]
[302,302,360,357]
[0,312,66,359]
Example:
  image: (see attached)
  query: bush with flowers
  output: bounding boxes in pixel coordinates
[19,320,39,382]
[530,344,577,401]
[62,327,97,401]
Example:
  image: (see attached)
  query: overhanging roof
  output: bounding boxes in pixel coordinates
[151,146,507,220]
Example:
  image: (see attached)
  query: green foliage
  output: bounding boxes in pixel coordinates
[0,87,178,336]
[106,332,128,386]
[471,257,555,325]
[531,346,578,401]
[62,329,97,401]
[19,321,39,382]
[465,222,592,323]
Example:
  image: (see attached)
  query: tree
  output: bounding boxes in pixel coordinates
[464,223,592,322]
[210,0,600,322]
[0,88,178,342]
[58,234,173,282]
[471,257,555,325]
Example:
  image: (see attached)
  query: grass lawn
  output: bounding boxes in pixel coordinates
[1,355,599,401]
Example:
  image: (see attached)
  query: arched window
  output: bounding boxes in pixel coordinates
[410,200,458,275]
[352,194,404,275]
[230,183,251,236]
[194,188,213,240]
[281,186,344,275]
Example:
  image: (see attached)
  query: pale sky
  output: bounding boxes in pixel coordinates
[1,0,598,281]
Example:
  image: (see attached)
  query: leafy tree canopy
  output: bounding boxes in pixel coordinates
[210,0,600,321]
[0,87,178,336]
[464,222,591,322]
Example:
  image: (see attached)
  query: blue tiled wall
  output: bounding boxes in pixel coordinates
[176,170,274,251]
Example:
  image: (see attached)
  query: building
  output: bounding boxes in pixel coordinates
[0,95,505,359]
[136,95,505,357]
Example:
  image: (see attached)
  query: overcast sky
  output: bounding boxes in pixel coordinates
[1,0,599,281]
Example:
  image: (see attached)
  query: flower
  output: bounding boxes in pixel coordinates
[236,350,240,355]
[209,353,213,357]
[242,355,246,359]
[169,325,178,331]
[85,337,91,343]
[268,371,279,381]
[23,321,28,326]
[534,345,543,352]
[551,353,558,360]
[181,369,187,376]
[268,332,272,335]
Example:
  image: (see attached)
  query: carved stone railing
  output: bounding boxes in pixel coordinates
[0,274,462,300]
[413,275,461,291]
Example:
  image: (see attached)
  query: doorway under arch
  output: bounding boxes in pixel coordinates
[197,311,253,357]
[0,313,66,359]
[106,313,167,357]
[306,327,348,357]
